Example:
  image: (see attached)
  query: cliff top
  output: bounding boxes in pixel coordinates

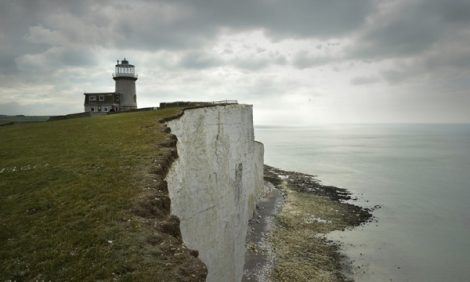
[0,109,206,281]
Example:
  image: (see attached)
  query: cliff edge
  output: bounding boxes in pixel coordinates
[166,104,265,282]
[0,109,207,281]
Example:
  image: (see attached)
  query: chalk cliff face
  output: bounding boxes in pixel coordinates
[166,105,264,282]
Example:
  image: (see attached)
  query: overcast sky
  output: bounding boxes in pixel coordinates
[1,0,470,124]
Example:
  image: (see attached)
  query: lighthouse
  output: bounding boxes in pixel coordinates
[83,58,138,113]
[113,58,138,111]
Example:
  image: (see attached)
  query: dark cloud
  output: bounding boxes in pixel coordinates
[338,0,470,101]
[16,47,97,72]
[424,0,470,24]
[350,0,470,59]
[0,1,95,73]
[0,0,470,122]
[1,0,375,52]
[379,27,470,85]
[160,0,374,38]
[172,49,287,71]
[2,0,469,70]
[0,0,376,75]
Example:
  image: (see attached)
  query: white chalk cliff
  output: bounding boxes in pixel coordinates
[166,104,264,282]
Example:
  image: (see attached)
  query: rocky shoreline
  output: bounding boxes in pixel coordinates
[243,165,377,281]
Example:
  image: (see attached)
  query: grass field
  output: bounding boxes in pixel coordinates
[0,109,206,281]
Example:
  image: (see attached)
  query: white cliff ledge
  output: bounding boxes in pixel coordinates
[166,104,264,282]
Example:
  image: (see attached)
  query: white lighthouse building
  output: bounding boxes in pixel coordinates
[113,58,138,111]
[84,58,138,113]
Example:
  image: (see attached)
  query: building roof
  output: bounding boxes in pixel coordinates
[83,92,116,95]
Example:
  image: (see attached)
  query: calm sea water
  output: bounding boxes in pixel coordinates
[255,124,470,282]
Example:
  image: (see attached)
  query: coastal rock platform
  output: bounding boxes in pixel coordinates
[243,165,375,282]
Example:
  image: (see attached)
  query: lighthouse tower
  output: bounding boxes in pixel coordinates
[113,58,138,111]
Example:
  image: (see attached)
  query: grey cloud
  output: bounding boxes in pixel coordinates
[234,58,276,71]
[424,0,470,24]
[1,0,375,51]
[174,50,287,71]
[165,0,374,38]
[350,0,470,60]
[423,45,470,70]
[0,0,375,75]
[381,68,410,84]
[15,47,97,73]
[0,52,18,74]
[1,0,470,121]
[232,53,287,70]
[380,31,470,85]
[84,0,375,52]
[3,0,468,72]
[0,0,99,73]
[351,76,381,85]
[178,51,224,69]
[292,51,338,69]
[341,0,470,96]
[60,49,97,67]
[237,78,294,100]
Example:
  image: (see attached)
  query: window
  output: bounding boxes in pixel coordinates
[103,107,108,112]
[91,107,95,112]
[99,95,104,101]
[89,96,96,101]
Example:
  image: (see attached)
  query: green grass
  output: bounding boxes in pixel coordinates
[0,109,202,280]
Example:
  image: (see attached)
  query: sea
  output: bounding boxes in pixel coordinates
[255,124,470,282]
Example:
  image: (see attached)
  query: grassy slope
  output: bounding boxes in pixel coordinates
[0,109,206,281]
